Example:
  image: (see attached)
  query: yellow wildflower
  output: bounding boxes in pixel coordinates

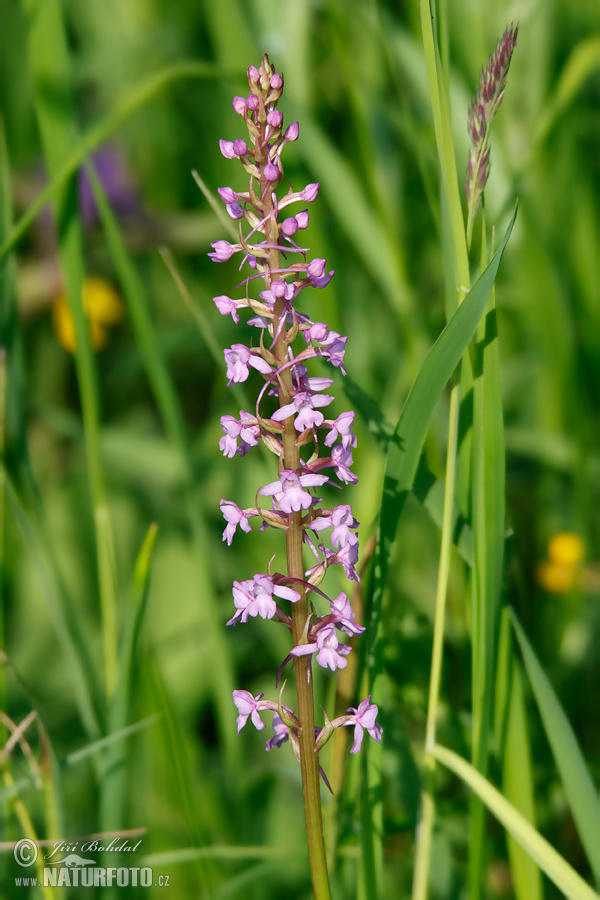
[53,276,124,352]
[547,532,585,567]
[536,560,579,594]
[537,532,585,594]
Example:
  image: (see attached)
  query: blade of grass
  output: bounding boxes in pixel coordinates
[534,36,600,149]
[0,60,230,261]
[158,245,249,413]
[3,474,101,739]
[100,524,159,832]
[369,208,516,683]
[343,376,474,566]
[0,653,67,845]
[23,0,118,700]
[148,654,215,896]
[2,770,55,900]
[290,107,411,318]
[412,4,477,894]
[504,657,543,900]
[494,608,543,900]
[431,743,598,900]
[363,207,516,899]
[65,715,161,767]
[510,607,600,888]
[85,162,190,462]
[469,219,506,898]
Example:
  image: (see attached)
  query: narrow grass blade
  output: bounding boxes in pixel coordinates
[495,608,543,900]
[504,658,543,900]
[0,654,67,841]
[291,108,408,315]
[3,474,101,739]
[100,524,159,831]
[23,0,118,699]
[362,205,516,900]
[344,376,474,565]
[148,654,215,895]
[510,608,600,887]
[535,37,600,147]
[0,119,27,467]
[431,743,598,900]
[85,162,190,463]
[65,716,161,767]
[192,170,238,241]
[0,60,228,261]
[369,205,516,662]
[469,222,506,898]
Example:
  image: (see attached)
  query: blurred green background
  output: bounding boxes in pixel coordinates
[0,0,598,897]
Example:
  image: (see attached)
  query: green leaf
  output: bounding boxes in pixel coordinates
[0,60,227,261]
[85,163,191,467]
[23,0,118,698]
[510,607,600,888]
[535,37,600,146]
[361,204,516,900]
[3,473,101,740]
[369,203,517,668]
[504,658,543,900]
[344,376,473,565]
[469,220,506,896]
[432,743,598,900]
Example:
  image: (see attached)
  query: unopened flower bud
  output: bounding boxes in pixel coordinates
[300,182,319,202]
[282,217,298,236]
[226,202,245,220]
[218,186,238,204]
[307,258,326,278]
[232,96,247,115]
[219,140,236,159]
[267,110,283,128]
[264,162,280,183]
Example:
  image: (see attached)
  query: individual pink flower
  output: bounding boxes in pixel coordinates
[220,501,253,545]
[265,714,290,751]
[325,411,356,450]
[233,690,268,732]
[224,344,273,385]
[227,574,301,625]
[258,470,328,513]
[213,294,243,324]
[346,696,382,753]
[272,390,334,433]
[208,240,236,262]
[290,624,351,671]
[331,445,358,484]
[329,592,365,636]
[219,412,259,457]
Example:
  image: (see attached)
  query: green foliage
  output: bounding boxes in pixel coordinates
[0,0,598,897]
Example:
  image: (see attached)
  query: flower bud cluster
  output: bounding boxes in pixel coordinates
[210,54,382,765]
[465,24,518,215]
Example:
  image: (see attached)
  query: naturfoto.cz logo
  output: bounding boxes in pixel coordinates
[13,838,170,889]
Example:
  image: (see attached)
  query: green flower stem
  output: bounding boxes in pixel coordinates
[412,366,462,900]
[412,2,472,897]
[266,213,330,900]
